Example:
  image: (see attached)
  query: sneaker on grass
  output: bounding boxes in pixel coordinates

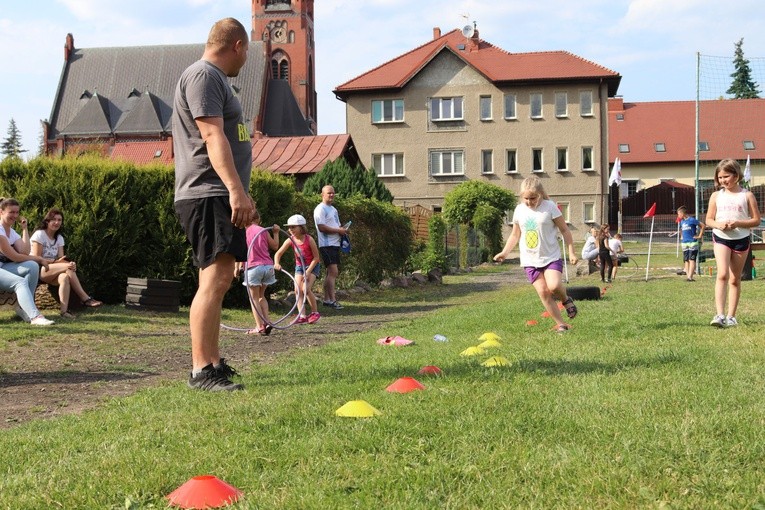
[215,358,239,379]
[188,364,243,392]
[307,312,321,324]
[710,315,726,328]
[31,315,55,326]
[726,316,738,327]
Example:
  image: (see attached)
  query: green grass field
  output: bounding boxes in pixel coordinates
[1,245,765,509]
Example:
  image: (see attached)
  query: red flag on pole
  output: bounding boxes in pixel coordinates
[643,202,657,218]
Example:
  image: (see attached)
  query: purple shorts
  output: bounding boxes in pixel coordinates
[524,259,564,283]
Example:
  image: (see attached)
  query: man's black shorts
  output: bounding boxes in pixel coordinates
[319,246,341,266]
[175,196,246,269]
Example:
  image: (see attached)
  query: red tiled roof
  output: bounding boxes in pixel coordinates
[110,140,173,165]
[252,134,353,174]
[608,98,765,163]
[334,29,621,97]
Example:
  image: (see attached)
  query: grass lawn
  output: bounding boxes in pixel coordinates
[1,244,765,509]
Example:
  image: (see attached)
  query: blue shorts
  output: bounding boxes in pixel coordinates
[524,259,564,283]
[296,264,321,278]
[712,234,750,253]
[242,265,276,287]
[682,241,699,262]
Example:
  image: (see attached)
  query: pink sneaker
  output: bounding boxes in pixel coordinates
[295,316,309,324]
[307,312,321,324]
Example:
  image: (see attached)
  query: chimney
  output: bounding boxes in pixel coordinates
[64,33,74,61]
[469,27,480,52]
[608,96,624,112]
[433,27,441,40]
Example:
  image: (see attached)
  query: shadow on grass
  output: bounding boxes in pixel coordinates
[0,370,158,388]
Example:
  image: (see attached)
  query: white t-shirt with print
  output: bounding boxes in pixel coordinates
[30,230,65,260]
[313,202,341,248]
[512,199,563,268]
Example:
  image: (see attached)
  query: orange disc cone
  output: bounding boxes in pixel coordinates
[541,311,552,318]
[417,365,442,376]
[167,475,243,509]
[386,376,425,393]
[526,320,538,326]
[335,400,382,418]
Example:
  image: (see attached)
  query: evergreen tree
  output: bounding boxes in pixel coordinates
[727,38,761,99]
[302,159,393,202]
[1,119,27,159]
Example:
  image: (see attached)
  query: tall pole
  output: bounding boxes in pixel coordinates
[695,52,701,217]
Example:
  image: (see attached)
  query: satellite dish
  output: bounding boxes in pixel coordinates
[462,24,475,38]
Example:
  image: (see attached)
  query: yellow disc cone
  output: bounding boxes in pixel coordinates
[478,338,502,349]
[482,356,511,367]
[460,346,485,357]
[335,400,382,418]
[478,332,501,342]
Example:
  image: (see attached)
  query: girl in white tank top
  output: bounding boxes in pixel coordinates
[705,158,761,328]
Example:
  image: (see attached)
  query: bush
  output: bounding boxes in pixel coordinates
[302,159,393,202]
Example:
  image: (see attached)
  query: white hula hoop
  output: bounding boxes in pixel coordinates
[220,225,308,333]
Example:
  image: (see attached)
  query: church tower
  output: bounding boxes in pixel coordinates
[252,0,316,133]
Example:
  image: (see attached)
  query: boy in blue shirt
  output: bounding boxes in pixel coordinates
[677,206,705,281]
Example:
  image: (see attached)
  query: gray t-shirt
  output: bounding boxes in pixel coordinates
[172,59,252,202]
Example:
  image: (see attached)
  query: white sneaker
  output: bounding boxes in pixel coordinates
[710,315,726,328]
[726,316,738,327]
[30,316,55,326]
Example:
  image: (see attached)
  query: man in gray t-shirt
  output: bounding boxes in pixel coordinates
[172,17,255,392]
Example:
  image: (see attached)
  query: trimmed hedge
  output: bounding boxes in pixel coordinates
[0,157,411,306]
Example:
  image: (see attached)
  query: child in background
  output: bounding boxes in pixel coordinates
[274,214,321,325]
[677,205,705,282]
[494,176,579,332]
[609,233,624,280]
[238,210,280,335]
[705,158,761,327]
[596,224,614,283]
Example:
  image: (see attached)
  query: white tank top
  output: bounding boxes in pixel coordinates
[713,188,751,240]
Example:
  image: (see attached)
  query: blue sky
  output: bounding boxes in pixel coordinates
[2,0,764,156]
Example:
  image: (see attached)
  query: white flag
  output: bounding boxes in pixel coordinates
[608,157,622,187]
[744,154,751,183]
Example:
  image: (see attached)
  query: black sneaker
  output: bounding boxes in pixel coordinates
[188,364,243,391]
[215,358,239,379]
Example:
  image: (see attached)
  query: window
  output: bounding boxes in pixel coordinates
[506,149,517,173]
[532,148,543,172]
[372,153,404,176]
[616,113,624,121]
[618,144,630,153]
[504,94,516,119]
[556,147,568,172]
[555,92,568,117]
[430,97,463,121]
[698,141,710,151]
[530,93,543,118]
[623,180,638,196]
[583,202,595,223]
[582,147,594,171]
[271,52,290,80]
[372,99,404,123]
[654,143,666,152]
[430,150,464,175]
[744,140,756,150]
[480,96,492,121]
[481,149,493,174]
[557,202,570,223]
[580,91,593,116]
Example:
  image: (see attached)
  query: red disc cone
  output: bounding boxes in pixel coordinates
[417,365,442,376]
[526,319,538,326]
[386,376,425,393]
[167,475,243,509]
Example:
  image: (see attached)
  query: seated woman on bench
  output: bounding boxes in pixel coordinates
[31,208,102,319]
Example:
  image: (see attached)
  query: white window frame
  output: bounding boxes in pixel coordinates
[430,149,464,176]
[583,202,595,224]
[555,92,568,118]
[532,148,543,173]
[530,93,543,119]
[371,99,404,124]
[580,90,593,117]
[372,153,404,177]
[654,143,666,152]
[556,147,569,172]
[479,96,492,121]
[503,94,517,119]
[557,202,571,223]
[506,149,518,174]
[581,146,594,172]
[430,97,464,121]
[481,149,494,174]
[618,143,630,153]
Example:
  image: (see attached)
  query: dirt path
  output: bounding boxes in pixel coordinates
[0,269,519,429]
